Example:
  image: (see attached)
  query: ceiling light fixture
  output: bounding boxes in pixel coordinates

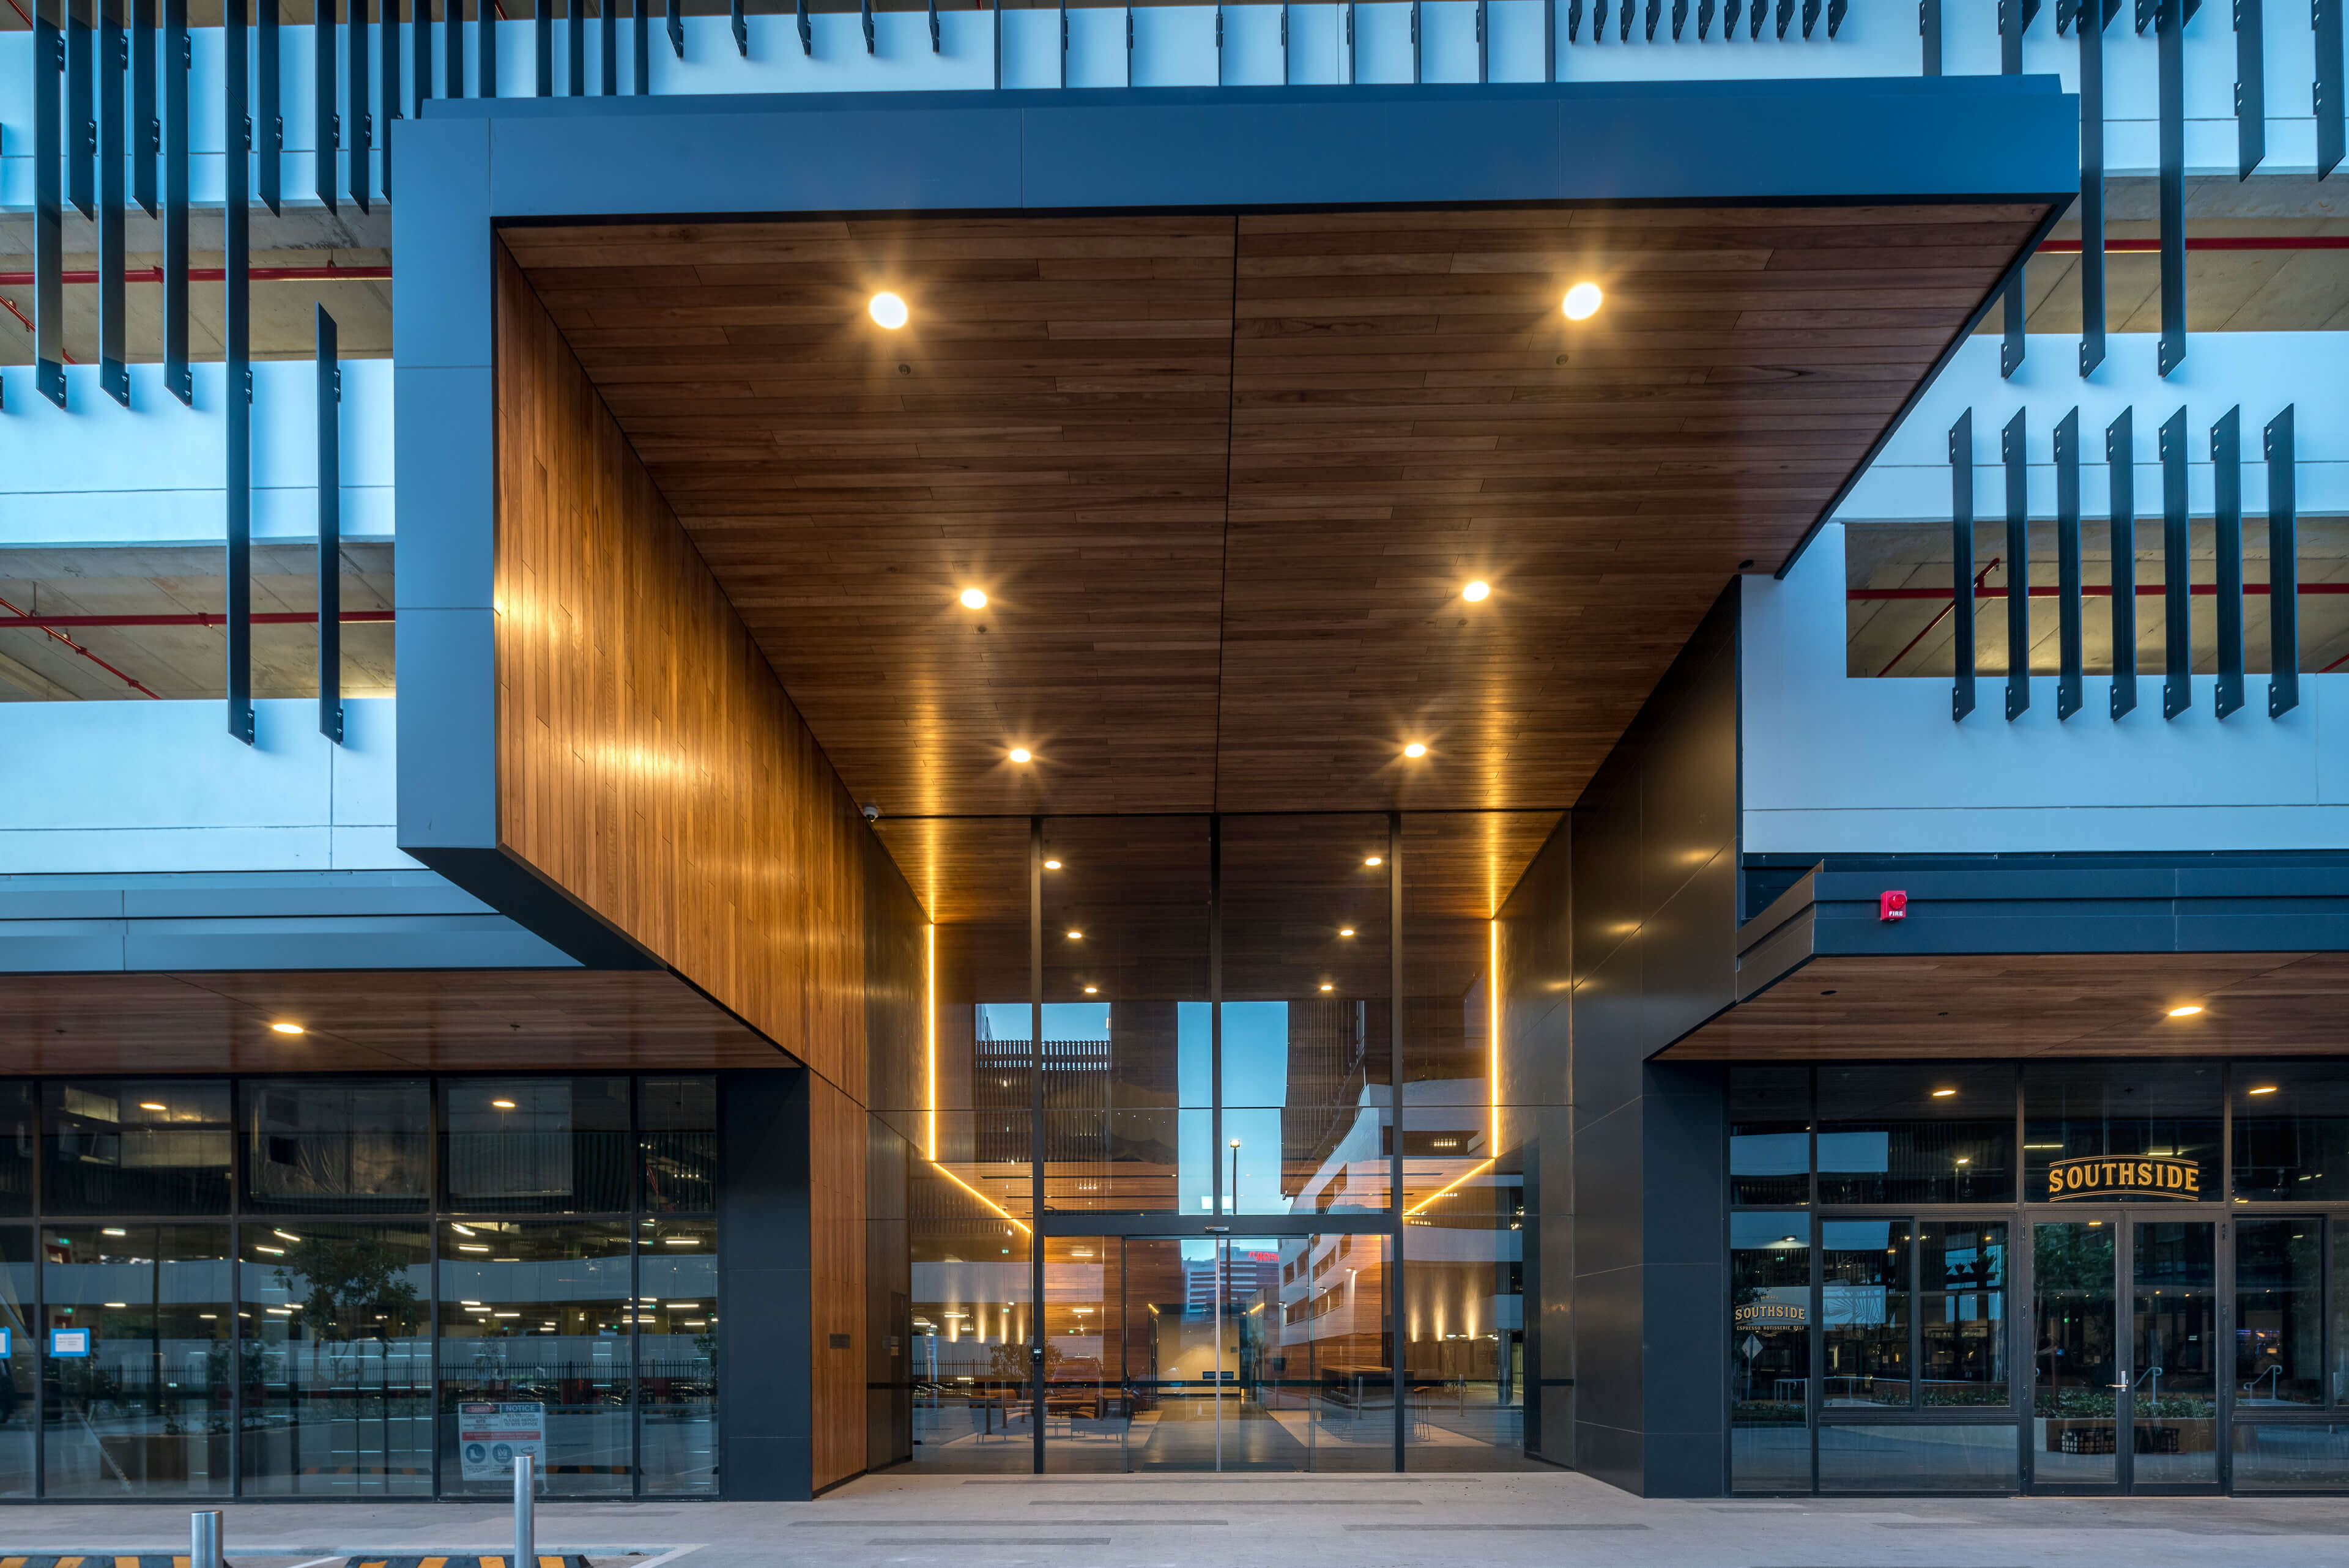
[869,291,909,330]
[959,588,987,609]
[1931,1088,1958,1098]
[138,1102,166,1112]
[1339,928,1355,937]
[2249,1084,2279,1095]
[1562,281,1603,320]
[491,1099,517,1110]
[1066,930,1083,941]
[1319,982,1334,992]
[1044,858,1062,870]
[1364,856,1382,867]
[270,1022,305,1035]
[1008,747,1032,764]
[1463,581,1490,602]
[2167,1004,2205,1018]
[1404,742,1427,758]
[1083,985,1099,995]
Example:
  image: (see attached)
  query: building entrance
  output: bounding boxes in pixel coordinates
[1042,1233,1395,1472]
[2028,1213,2222,1493]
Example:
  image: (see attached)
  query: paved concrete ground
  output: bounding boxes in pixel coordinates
[1,1472,2345,1568]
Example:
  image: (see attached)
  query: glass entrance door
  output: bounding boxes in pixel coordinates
[2029,1213,2219,1492]
[1044,1233,1392,1471]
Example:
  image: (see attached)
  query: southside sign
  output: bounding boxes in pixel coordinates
[2044,1153,2201,1202]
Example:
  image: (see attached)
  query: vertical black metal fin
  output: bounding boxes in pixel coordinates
[667,0,682,59]
[1747,0,1764,42]
[1920,0,1940,73]
[165,0,190,405]
[318,305,344,745]
[478,0,497,96]
[639,0,653,85]
[351,0,371,212]
[863,0,877,53]
[1646,0,1661,39]
[2213,405,2246,719]
[316,0,338,211]
[1568,0,1583,42]
[1827,0,1846,32]
[382,0,399,198]
[445,0,462,98]
[2001,270,2026,377]
[259,0,280,215]
[930,0,941,53]
[2079,2,2106,375]
[743,0,755,56]
[2109,408,2139,718]
[535,0,552,94]
[571,0,587,94]
[602,0,616,91]
[2136,0,2153,29]
[414,0,430,117]
[2160,406,2191,719]
[2000,0,2019,67]
[2319,0,2345,179]
[2158,0,2184,375]
[1952,410,1978,722]
[100,0,128,405]
[1594,0,1609,42]
[2057,0,2078,31]
[1698,0,1714,36]
[2233,0,2264,177]
[68,0,94,220]
[228,0,256,746]
[35,0,68,409]
[1623,0,1636,41]
[1775,0,1792,35]
[2056,407,2084,719]
[1802,0,1819,36]
[134,0,157,216]
[1668,0,1685,40]
[2266,405,2300,716]
[2004,409,2032,720]
[1724,0,1740,37]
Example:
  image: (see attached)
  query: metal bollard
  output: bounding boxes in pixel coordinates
[191,1510,223,1568]
[513,1452,535,1568]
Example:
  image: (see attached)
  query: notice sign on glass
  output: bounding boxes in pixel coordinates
[458,1400,547,1479]
[2045,1154,2200,1201]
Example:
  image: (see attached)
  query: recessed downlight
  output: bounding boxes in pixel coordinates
[1931,1088,1958,1098]
[1403,742,1428,758]
[1083,985,1099,995]
[1008,747,1032,764]
[959,588,988,609]
[138,1102,166,1112]
[1562,281,1603,321]
[270,1021,305,1035]
[1319,982,1334,992]
[1066,930,1083,941]
[2249,1084,2279,1095]
[2167,1004,2205,1018]
[491,1098,517,1110]
[869,291,909,329]
[1044,859,1063,870]
[1463,581,1490,602]
[1339,928,1355,937]
[1364,856,1382,867]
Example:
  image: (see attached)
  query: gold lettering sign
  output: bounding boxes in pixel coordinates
[1733,1300,1808,1327]
[2044,1153,2200,1202]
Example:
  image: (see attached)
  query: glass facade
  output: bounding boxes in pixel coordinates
[875,810,1565,1474]
[1731,1060,2349,1495]
[0,1074,714,1501]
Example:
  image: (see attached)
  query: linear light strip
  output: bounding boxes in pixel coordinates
[932,1157,1031,1237]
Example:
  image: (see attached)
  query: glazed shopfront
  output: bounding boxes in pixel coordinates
[1729,1060,2349,1494]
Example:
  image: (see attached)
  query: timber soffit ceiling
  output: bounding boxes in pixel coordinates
[503,203,2049,895]
[1659,951,2349,1061]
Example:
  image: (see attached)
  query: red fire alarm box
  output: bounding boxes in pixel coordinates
[1879,890,1909,923]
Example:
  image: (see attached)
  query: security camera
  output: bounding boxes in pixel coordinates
[862,803,881,823]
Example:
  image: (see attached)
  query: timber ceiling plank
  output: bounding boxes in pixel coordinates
[1659,950,2348,1060]
[506,201,2046,898]
[0,970,787,1074]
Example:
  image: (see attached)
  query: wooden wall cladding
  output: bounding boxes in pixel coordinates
[1662,950,2349,1060]
[0,969,782,1074]
[494,240,925,1099]
[809,1071,870,1493]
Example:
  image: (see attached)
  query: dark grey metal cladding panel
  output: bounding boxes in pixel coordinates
[2003,408,2030,719]
[2174,911,2349,949]
[1812,866,2184,901]
[1951,409,1978,722]
[1642,850,1737,1053]
[117,876,500,919]
[0,889,128,920]
[2213,404,2245,719]
[1735,909,1816,1000]
[2268,405,2300,718]
[2161,405,2191,719]
[2055,405,2084,719]
[719,1068,816,1502]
